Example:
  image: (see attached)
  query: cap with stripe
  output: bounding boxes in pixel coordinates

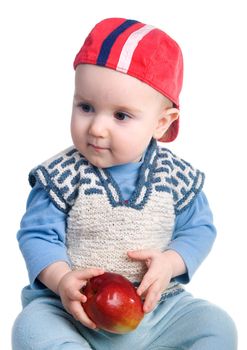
[73,18,183,142]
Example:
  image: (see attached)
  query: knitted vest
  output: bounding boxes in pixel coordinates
[29,140,204,295]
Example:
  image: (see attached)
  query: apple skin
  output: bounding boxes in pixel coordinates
[82,272,144,334]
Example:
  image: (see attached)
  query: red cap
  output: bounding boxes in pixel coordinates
[74,18,183,142]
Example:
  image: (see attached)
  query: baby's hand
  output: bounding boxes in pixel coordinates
[128,250,173,313]
[57,268,104,329]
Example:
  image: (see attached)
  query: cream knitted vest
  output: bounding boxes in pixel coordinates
[29,140,204,294]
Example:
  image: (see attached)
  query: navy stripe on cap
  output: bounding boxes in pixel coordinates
[96,19,139,66]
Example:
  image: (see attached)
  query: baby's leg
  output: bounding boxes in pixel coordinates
[149,292,237,350]
[12,295,92,350]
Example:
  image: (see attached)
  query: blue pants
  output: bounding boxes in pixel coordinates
[12,286,237,350]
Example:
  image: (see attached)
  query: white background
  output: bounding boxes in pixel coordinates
[1,0,246,349]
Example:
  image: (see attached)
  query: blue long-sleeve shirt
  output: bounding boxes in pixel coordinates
[17,159,216,287]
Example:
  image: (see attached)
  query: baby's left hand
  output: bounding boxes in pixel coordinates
[127,249,173,313]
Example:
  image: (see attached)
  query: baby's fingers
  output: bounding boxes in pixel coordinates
[68,289,87,302]
[143,283,162,313]
[75,268,105,281]
[70,301,97,329]
[136,270,155,296]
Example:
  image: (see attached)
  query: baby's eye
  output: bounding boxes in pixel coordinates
[78,103,94,113]
[114,112,130,121]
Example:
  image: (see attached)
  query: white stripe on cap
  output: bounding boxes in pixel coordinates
[116,24,154,73]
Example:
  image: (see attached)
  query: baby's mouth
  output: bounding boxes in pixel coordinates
[89,143,109,152]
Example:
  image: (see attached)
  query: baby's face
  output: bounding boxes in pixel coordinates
[71,64,168,168]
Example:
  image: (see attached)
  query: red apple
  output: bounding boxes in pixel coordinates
[82,272,144,334]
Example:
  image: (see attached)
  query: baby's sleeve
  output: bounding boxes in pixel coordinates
[17,182,69,287]
[168,191,216,283]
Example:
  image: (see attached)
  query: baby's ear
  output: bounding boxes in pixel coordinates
[153,107,179,140]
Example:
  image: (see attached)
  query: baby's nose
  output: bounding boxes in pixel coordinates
[88,115,109,138]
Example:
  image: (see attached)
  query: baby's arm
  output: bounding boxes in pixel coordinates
[38,262,104,328]
[128,191,216,313]
[18,184,104,328]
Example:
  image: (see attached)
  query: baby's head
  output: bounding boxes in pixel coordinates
[71,18,183,167]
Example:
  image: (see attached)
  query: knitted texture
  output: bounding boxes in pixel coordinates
[29,140,204,292]
[67,169,174,283]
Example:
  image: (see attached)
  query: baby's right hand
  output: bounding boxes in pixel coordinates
[57,268,104,329]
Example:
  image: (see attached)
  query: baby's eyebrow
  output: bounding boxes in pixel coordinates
[115,105,142,114]
[73,93,92,102]
[73,94,142,114]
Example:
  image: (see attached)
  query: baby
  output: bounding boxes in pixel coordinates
[12,18,237,349]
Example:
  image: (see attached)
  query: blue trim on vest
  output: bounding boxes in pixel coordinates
[158,147,205,215]
[175,170,205,215]
[29,166,70,213]
[96,19,138,66]
[48,156,63,170]
[28,141,205,215]
[93,138,158,210]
